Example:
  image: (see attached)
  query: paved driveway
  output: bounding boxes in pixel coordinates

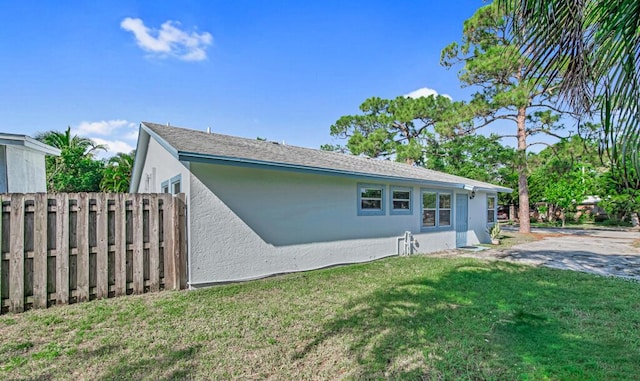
[457,228,640,281]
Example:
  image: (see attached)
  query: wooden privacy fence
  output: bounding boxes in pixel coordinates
[0,193,187,314]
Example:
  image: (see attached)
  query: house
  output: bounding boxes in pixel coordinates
[130,122,511,287]
[0,133,61,193]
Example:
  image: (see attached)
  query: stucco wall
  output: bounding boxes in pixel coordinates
[136,136,191,196]
[4,146,47,193]
[186,162,493,285]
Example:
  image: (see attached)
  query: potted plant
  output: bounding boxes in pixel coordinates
[488,223,501,245]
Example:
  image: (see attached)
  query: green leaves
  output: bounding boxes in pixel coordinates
[329,94,459,164]
[100,151,135,193]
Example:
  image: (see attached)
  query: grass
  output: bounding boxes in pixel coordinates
[1,256,640,380]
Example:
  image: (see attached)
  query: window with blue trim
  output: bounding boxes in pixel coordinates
[421,189,452,229]
[162,174,182,195]
[170,174,181,194]
[358,184,385,216]
[390,187,412,215]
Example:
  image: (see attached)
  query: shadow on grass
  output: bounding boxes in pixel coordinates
[97,345,201,381]
[294,260,640,380]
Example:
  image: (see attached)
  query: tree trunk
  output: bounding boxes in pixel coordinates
[517,106,531,233]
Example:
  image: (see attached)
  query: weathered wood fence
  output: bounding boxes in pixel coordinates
[0,193,187,314]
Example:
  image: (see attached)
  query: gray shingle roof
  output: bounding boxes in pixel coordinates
[142,122,511,192]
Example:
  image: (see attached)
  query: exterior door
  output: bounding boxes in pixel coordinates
[455,194,468,248]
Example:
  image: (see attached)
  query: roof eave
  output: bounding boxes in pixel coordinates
[179,151,508,191]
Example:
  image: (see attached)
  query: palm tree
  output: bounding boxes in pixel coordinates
[100,151,135,193]
[35,126,106,156]
[503,0,640,174]
[35,127,107,192]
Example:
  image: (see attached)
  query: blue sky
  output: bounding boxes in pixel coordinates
[1,0,505,158]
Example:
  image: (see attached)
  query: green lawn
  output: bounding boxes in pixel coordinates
[1,256,639,380]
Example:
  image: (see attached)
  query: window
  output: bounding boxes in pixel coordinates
[358,184,385,216]
[421,189,452,229]
[487,195,497,223]
[170,175,182,195]
[161,181,169,194]
[390,187,412,215]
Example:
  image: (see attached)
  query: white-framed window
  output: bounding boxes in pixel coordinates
[421,189,452,230]
[161,181,169,194]
[487,195,497,223]
[390,187,412,215]
[358,184,385,216]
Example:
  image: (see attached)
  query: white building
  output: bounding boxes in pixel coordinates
[0,133,60,193]
[130,122,511,287]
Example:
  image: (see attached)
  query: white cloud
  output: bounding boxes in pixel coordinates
[405,87,452,100]
[76,120,134,136]
[121,17,213,61]
[71,120,138,158]
[91,138,136,158]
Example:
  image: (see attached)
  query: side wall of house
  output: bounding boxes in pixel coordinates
[135,136,191,197]
[187,162,493,285]
[4,146,47,193]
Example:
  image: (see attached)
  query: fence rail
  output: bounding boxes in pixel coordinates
[0,193,187,314]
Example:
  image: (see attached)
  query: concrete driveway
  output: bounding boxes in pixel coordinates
[458,228,640,281]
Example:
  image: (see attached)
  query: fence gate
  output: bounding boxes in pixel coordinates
[0,193,187,314]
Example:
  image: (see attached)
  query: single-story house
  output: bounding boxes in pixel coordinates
[130,122,511,287]
[0,133,61,193]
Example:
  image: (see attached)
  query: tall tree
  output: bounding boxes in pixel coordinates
[100,151,135,193]
[328,95,463,165]
[503,0,640,182]
[35,127,106,192]
[441,2,568,233]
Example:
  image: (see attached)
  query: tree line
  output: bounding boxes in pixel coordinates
[36,127,134,193]
[325,1,640,231]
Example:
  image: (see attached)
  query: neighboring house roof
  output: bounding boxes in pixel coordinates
[132,122,512,193]
[0,133,61,156]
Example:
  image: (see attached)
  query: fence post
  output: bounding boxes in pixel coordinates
[33,193,48,309]
[9,194,24,313]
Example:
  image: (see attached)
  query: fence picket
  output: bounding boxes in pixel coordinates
[76,193,89,302]
[33,193,48,309]
[148,194,160,292]
[132,194,144,294]
[96,194,108,299]
[56,194,69,305]
[9,194,25,313]
[114,194,127,296]
[0,193,186,314]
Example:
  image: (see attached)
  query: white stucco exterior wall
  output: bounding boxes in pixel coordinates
[186,162,494,286]
[133,134,498,286]
[3,146,47,193]
[136,136,191,197]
